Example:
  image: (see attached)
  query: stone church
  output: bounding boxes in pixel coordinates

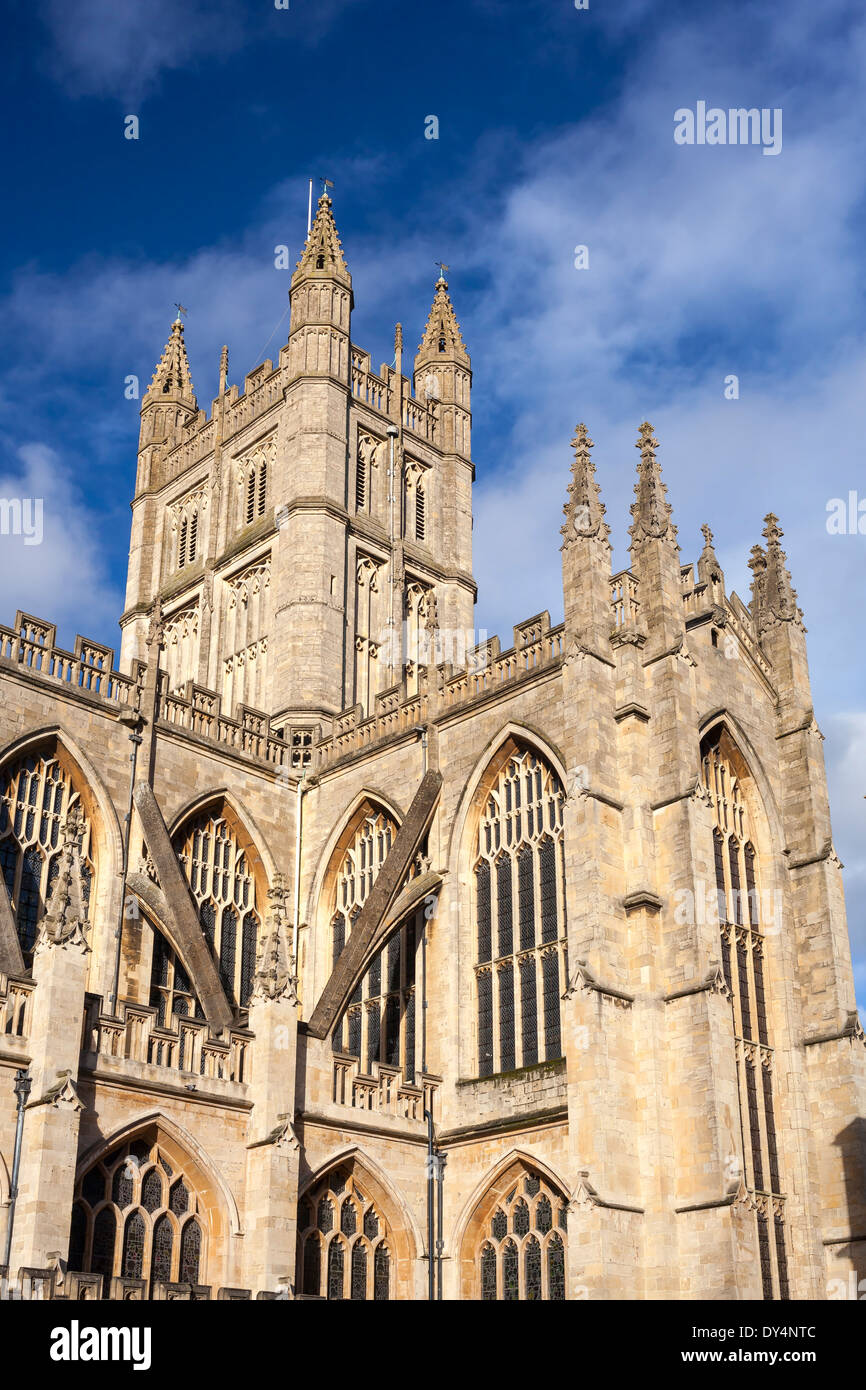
[0,192,863,1301]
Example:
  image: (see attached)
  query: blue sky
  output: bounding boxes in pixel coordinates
[0,0,864,1006]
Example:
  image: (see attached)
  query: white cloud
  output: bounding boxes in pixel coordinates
[0,444,122,645]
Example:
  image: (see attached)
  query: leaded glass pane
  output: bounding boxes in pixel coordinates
[476,860,491,963]
[317,1197,334,1233]
[536,1194,552,1233]
[491,1209,507,1241]
[240,912,257,1007]
[303,1236,321,1296]
[542,951,562,1059]
[350,1242,367,1300]
[68,1202,87,1271]
[548,1233,565,1300]
[327,1241,344,1300]
[363,1208,379,1241]
[496,856,513,957]
[91,1207,116,1278]
[502,1240,519,1300]
[341,1200,357,1237]
[481,1243,497,1301]
[513,1199,530,1236]
[498,964,515,1072]
[122,1212,145,1279]
[519,955,538,1067]
[517,846,534,951]
[525,1236,542,1301]
[477,971,493,1077]
[141,1168,163,1213]
[151,1215,173,1287]
[374,1245,390,1301]
[112,1164,134,1210]
[220,906,237,1000]
[179,1220,201,1285]
[539,839,558,944]
[169,1179,189,1216]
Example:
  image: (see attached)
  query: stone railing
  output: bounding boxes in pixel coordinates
[0,975,35,1040]
[351,351,391,414]
[83,997,251,1084]
[0,614,138,707]
[332,1053,440,1122]
[402,393,437,441]
[610,570,640,629]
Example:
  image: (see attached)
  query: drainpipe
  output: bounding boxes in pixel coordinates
[424,1107,435,1302]
[108,713,144,1017]
[2,1068,32,1276]
[436,1151,446,1299]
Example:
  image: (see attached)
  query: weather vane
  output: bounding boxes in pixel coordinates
[319,177,334,198]
[174,302,188,320]
[435,261,449,282]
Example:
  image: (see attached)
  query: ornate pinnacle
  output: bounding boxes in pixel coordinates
[629,421,678,546]
[294,192,351,283]
[145,315,197,406]
[41,805,89,948]
[416,277,469,362]
[756,513,804,630]
[561,423,609,546]
[146,597,164,651]
[251,873,297,1004]
[697,521,724,589]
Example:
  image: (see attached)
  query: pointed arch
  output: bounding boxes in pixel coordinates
[449,726,568,1080]
[305,788,406,1003]
[167,788,276,903]
[698,709,786,855]
[455,1149,571,1300]
[298,1145,421,1300]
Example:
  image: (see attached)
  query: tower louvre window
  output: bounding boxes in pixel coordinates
[473,746,566,1077]
[415,482,426,540]
[178,516,188,568]
[356,453,367,510]
[188,510,198,563]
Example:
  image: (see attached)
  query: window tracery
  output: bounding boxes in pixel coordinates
[68,1137,205,1291]
[0,751,94,956]
[297,1167,390,1301]
[473,747,566,1077]
[235,438,273,529]
[477,1169,567,1301]
[170,487,207,571]
[701,729,789,1301]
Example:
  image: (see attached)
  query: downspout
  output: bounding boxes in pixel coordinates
[2,1068,32,1275]
[294,764,307,955]
[108,713,143,1017]
[386,423,399,685]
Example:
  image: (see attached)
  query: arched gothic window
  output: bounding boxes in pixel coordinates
[171,810,261,1010]
[403,462,429,544]
[171,489,206,572]
[473,746,566,1077]
[0,751,94,956]
[69,1135,205,1291]
[237,442,271,530]
[701,729,789,1301]
[297,1166,390,1301]
[329,807,421,1083]
[475,1168,567,1301]
[354,556,384,714]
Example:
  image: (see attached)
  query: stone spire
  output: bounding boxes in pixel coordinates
[292,191,352,290]
[416,273,469,367]
[251,875,296,1003]
[561,424,609,547]
[750,514,804,633]
[697,522,725,592]
[629,422,678,548]
[40,806,89,948]
[144,315,197,408]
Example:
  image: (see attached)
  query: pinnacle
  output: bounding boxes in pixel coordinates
[697,521,724,588]
[629,421,678,547]
[561,422,609,545]
[293,191,351,284]
[416,275,469,363]
[757,512,803,627]
[145,316,197,406]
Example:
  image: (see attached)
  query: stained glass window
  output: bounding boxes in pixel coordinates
[0,752,95,956]
[122,1212,145,1279]
[112,1164,134,1210]
[91,1207,116,1278]
[298,1170,390,1303]
[151,1215,173,1288]
[702,729,786,1300]
[170,1179,189,1217]
[172,810,261,1010]
[141,1168,163,1214]
[475,1167,568,1300]
[350,1242,367,1300]
[327,1242,345,1301]
[474,747,565,1076]
[68,1203,87,1271]
[179,1220,201,1285]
